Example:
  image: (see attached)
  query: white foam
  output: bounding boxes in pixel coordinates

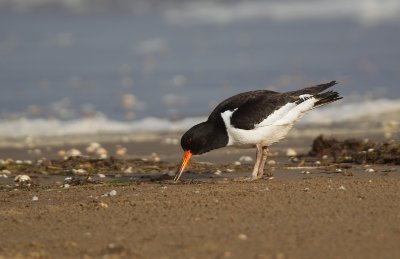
[300,98,400,124]
[3,0,400,26]
[164,0,400,26]
[0,98,399,138]
[0,116,205,138]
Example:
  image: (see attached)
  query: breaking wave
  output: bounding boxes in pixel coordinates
[164,0,400,26]
[2,0,400,27]
[0,98,399,138]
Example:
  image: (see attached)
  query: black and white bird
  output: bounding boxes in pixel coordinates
[174,81,342,182]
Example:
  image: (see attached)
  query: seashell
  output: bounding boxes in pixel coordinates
[239,156,253,162]
[66,148,82,157]
[286,148,297,157]
[237,234,248,240]
[14,175,31,183]
[267,160,276,165]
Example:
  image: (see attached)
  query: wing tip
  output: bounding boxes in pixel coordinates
[328,80,338,86]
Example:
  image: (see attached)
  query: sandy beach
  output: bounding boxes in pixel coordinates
[0,129,399,259]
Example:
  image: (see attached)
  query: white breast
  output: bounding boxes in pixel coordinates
[221,97,317,147]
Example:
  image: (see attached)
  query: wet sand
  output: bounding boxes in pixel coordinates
[1,172,400,258]
[0,134,399,258]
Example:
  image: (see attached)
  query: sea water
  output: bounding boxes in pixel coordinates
[1,0,399,138]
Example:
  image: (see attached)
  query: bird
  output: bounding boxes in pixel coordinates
[174,81,342,182]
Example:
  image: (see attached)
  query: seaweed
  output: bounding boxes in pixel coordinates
[309,135,400,164]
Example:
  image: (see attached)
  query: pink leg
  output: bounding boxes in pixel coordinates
[257,146,269,178]
[251,144,263,180]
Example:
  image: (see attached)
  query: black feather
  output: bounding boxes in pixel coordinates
[207,81,340,130]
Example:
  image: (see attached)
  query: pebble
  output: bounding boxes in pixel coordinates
[96,147,108,156]
[24,160,32,165]
[286,148,297,157]
[233,161,241,166]
[99,154,108,159]
[99,202,109,208]
[322,155,329,160]
[0,174,8,178]
[57,150,66,157]
[239,156,253,163]
[226,168,235,173]
[314,161,321,165]
[267,160,276,165]
[301,171,310,174]
[4,158,13,165]
[365,168,375,173]
[338,185,346,190]
[32,196,39,201]
[304,187,310,191]
[97,173,106,178]
[63,184,70,188]
[150,153,161,162]
[1,169,11,175]
[289,157,299,163]
[367,148,374,152]
[102,190,117,197]
[72,169,87,175]
[124,166,133,173]
[66,148,82,157]
[237,234,248,240]
[115,145,127,156]
[214,170,222,175]
[14,175,32,183]
[36,159,44,165]
[86,142,101,153]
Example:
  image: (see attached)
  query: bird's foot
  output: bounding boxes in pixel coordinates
[242,175,263,181]
[251,175,264,181]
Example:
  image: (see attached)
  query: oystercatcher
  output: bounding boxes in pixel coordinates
[174,81,341,181]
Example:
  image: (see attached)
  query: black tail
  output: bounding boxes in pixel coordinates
[290,81,338,96]
[314,90,342,107]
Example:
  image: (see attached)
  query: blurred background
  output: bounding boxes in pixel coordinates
[0,0,400,138]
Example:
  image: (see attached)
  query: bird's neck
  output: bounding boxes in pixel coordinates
[197,121,229,154]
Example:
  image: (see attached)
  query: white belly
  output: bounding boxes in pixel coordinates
[221,97,316,147]
[225,123,294,147]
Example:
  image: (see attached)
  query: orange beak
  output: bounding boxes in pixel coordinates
[174,150,192,182]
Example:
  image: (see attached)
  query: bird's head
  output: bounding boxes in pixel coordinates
[174,121,228,182]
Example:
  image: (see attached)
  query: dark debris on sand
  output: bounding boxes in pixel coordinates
[44,156,177,175]
[309,135,400,164]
